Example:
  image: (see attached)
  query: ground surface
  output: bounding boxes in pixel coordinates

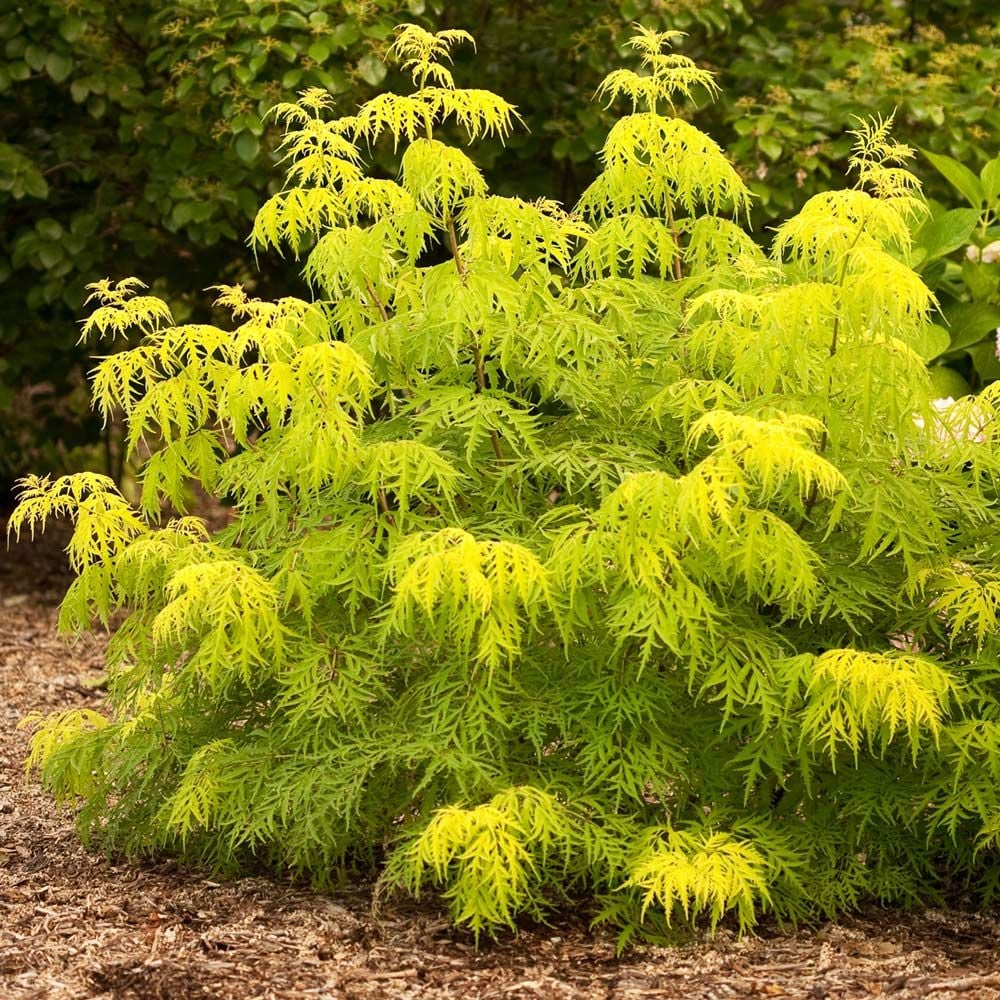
[3,526,1000,999]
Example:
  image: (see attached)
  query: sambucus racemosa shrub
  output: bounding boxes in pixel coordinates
[13,25,1000,946]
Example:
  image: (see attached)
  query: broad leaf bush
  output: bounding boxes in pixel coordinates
[910,149,1000,393]
[716,12,1000,222]
[14,25,1000,945]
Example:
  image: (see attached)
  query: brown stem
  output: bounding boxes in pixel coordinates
[41,161,76,177]
[470,339,488,393]
[445,215,467,281]
[377,488,396,528]
[665,200,684,282]
[364,278,389,322]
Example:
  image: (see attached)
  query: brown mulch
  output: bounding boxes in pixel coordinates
[3,527,1000,999]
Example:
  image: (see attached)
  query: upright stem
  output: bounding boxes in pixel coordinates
[802,224,865,519]
[445,213,504,462]
[378,488,396,528]
[665,199,684,282]
[364,278,390,322]
[445,215,466,280]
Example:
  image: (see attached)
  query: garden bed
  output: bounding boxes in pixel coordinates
[3,527,1000,1000]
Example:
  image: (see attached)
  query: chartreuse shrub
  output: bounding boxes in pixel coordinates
[13,24,1000,946]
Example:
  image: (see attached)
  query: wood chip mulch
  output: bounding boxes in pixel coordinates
[3,524,1000,999]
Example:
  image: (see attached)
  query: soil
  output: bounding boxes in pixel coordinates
[3,524,1000,999]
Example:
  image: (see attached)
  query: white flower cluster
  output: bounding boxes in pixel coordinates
[913,395,993,446]
[967,240,1000,264]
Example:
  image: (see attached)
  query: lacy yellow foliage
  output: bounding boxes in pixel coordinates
[625,830,769,930]
[15,23,1000,947]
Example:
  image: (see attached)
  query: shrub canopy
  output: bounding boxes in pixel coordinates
[3,1,999,485]
[14,23,1000,945]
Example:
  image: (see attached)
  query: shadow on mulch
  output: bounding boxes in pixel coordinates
[3,523,1000,999]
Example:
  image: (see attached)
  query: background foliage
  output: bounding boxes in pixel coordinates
[913,150,1000,394]
[0,0,412,483]
[2,0,999,490]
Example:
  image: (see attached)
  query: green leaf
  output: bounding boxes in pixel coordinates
[58,16,86,43]
[961,258,999,302]
[233,65,256,86]
[38,244,63,268]
[928,365,971,398]
[70,213,98,237]
[966,342,1000,384]
[758,135,782,161]
[278,11,310,29]
[919,258,947,292]
[24,44,47,71]
[358,54,387,87]
[982,157,1000,206]
[235,133,260,164]
[23,172,48,199]
[915,208,979,264]
[175,76,196,100]
[36,218,63,241]
[330,23,360,49]
[922,148,985,209]
[308,42,330,64]
[171,201,195,227]
[46,50,74,83]
[942,301,1000,352]
[363,22,393,41]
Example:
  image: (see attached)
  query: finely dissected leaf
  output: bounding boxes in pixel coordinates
[401,138,487,217]
[580,114,750,220]
[783,649,956,763]
[17,23,1000,949]
[624,829,769,931]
